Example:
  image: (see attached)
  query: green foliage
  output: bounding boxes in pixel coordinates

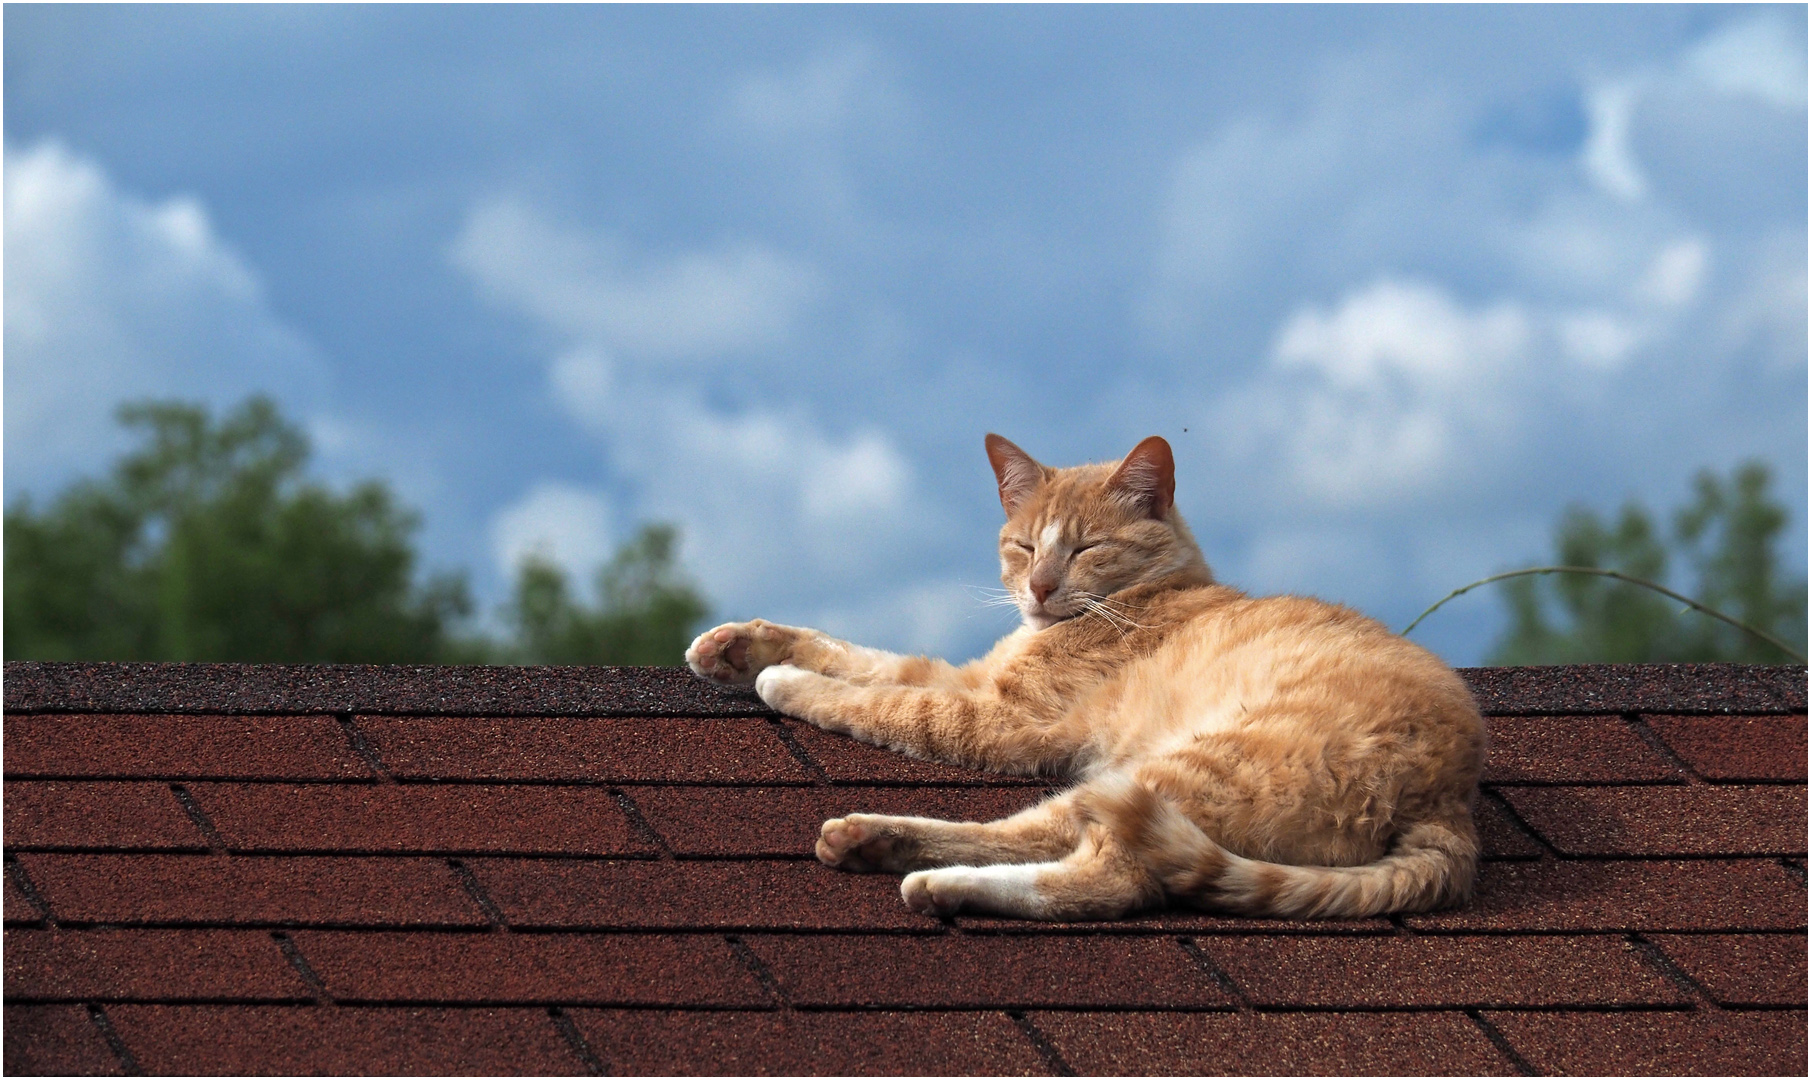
[4,396,711,665]
[505,523,709,665]
[1490,462,1807,664]
[6,398,470,662]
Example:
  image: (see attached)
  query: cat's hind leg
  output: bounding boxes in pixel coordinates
[817,793,1080,874]
[898,824,1161,920]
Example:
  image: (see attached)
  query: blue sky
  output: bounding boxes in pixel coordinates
[6,4,1805,665]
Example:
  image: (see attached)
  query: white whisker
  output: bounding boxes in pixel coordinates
[1077,592,1149,635]
[960,583,1028,622]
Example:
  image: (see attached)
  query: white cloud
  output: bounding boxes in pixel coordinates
[1154,12,1800,530]
[1208,256,1730,510]
[805,577,1004,659]
[616,391,920,602]
[451,194,932,641]
[1580,81,1648,201]
[1226,279,1534,505]
[489,482,616,582]
[1576,14,1805,208]
[449,199,818,362]
[1632,239,1707,309]
[1554,311,1643,370]
[802,431,911,522]
[1685,13,1807,111]
[1272,279,1530,390]
[728,42,899,139]
[4,140,328,494]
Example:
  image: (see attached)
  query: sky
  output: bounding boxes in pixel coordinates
[5,4,1805,666]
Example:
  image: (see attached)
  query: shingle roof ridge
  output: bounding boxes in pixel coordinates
[1,662,765,717]
[6,663,1806,1075]
[4,660,1804,716]
[1459,662,1805,715]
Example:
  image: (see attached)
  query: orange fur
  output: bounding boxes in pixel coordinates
[686,434,1487,920]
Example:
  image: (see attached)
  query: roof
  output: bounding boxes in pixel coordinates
[4,660,1805,1076]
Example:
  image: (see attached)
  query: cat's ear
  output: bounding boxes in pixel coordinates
[985,433,1044,516]
[1107,436,1175,519]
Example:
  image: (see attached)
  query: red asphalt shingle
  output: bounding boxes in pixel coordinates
[1646,713,1808,781]
[2,1005,123,1077]
[628,785,1045,857]
[1029,1010,1520,1076]
[190,783,658,857]
[1481,1009,1808,1076]
[1401,858,1808,932]
[3,928,309,1002]
[777,717,1045,786]
[15,853,488,928]
[745,934,1232,1009]
[1501,784,1808,856]
[568,1009,1050,1076]
[1481,715,1684,783]
[1198,934,1690,1009]
[291,931,770,1007]
[3,782,207,852]
[5,863,48,924]
[471,857,928,932]
[4,659,1805,1076]
[357,716,812,784]
[3,714,372,781]
[1472,792,1547,859]
[104,1005,589,1076]
[1652,932,1809,1006]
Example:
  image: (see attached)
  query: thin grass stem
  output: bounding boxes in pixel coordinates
[1400,565,1805,663]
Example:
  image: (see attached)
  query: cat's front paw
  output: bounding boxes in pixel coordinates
[685,619,796,684]
[752,663,815,712]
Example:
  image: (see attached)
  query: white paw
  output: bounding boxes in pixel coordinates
[902,864,1049,918]
[901,868,967,916]
[753,663,812,708]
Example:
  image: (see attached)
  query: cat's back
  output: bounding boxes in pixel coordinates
[1097,585,1484,773]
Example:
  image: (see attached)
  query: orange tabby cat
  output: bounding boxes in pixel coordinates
[687,434,1486,920]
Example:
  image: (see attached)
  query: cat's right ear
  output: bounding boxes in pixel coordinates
[985,434,1044,516]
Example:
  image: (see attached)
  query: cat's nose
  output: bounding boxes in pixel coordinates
[1031,580,1056,604]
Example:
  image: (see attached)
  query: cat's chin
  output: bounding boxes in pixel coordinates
[1022,611,1068,632]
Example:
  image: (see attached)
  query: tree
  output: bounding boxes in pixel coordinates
[7,397,715,666]
[505,523,709,665]
[1489,461,1806,664]
[6,397,470,662]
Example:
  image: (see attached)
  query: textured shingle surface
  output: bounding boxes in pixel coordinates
[4,660,1805,1076]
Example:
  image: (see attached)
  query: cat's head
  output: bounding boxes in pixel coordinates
[985,434,1212,630]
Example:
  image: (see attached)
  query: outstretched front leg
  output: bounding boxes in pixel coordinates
[754,664,1082,775]
[686,619,961,687]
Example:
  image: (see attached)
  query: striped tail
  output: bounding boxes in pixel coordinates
[1082,776,1478,919]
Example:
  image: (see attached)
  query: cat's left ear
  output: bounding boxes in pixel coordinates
[1107,436,1175,519]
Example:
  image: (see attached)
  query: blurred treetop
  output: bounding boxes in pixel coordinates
[1490,462,1806,665]
[5,397,708,665]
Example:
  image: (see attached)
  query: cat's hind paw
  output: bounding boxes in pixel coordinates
[816,814,915,873]
[901,867,971,917]
[685,619,795,684]
[901,864,1049,919]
